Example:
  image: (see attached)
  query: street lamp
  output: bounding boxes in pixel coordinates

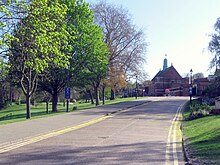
[65,65,70,112]
[136,75,138,99]
[189,69,193,104]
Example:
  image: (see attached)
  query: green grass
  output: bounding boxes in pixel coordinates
[183,102,220,164]
[0,97,136,125]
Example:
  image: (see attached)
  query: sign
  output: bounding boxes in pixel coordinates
[189,87,192,95]
[65,87,70,99]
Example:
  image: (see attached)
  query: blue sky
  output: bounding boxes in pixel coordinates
[85,0,220,79]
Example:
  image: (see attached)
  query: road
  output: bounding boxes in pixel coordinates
[0,97,188,165]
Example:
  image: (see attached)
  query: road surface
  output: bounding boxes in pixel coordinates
[0,97,188,165]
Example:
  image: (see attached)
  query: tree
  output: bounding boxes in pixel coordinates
[91,1,147,99]
[0,57,9,109]
[108,66,126,100]
[38,68,68,112]
[84,31,108,106]
[9,0,70,118]
[68,0,108,106]
[204,76,220,97]
[209,17,220,69]
[193,73,204,79]
[208,18,220,98]
[38,0,108,110]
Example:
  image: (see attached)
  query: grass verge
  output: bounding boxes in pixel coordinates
[183,100,220,164]
[0,97,137,125]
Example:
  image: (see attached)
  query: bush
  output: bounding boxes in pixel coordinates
[189,103,213,120]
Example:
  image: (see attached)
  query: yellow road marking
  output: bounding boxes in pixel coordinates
[0,101,151,154]
[0,115,110,154]
[165,104,183,165]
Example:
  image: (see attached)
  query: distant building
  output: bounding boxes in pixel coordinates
[148,56,214,96]
[149,56,189,96]
[193,78,210,96]
[208,69,220,81]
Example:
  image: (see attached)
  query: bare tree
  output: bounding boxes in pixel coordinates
[193,73,204,79]
[91,1,147,99]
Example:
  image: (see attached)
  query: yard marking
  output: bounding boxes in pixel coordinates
[0,115,110,154]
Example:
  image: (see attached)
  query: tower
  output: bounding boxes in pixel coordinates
[163,54,168,71]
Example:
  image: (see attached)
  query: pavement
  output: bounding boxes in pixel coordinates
[0,99,151,145]
[0,97,189,165]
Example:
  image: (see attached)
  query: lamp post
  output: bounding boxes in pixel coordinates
[189,69,193,104]
[136,75,138,99]
[65,65,70,112]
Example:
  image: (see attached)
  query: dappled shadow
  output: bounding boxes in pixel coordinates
[185,128,220,164]
[0,111,57,123]
[0,98,187,164]
[0,141,170,165]
[69,100,150,117]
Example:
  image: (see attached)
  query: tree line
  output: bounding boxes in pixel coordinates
[0,0,147,119]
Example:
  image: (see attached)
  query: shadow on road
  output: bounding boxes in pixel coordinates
[0,141,181,165]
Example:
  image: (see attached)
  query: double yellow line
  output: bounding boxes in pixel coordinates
[0,101,149,154]
[165,104,184,165]
[0,115,110,154]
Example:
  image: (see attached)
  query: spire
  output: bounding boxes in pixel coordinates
[163,54,168,71]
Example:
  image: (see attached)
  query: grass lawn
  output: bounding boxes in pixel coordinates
[183,101,220,164]
[0,97,137,125]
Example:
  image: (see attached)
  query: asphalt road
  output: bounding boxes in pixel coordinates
[0,97,188,165]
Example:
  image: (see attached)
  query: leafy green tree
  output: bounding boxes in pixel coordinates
[0,1,28,57]
[80,27,108,106]
[39,0,108,110]
[9,0,70,118]
[0,58,9,109]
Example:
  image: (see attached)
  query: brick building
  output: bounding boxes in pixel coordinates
[149,56,190,96]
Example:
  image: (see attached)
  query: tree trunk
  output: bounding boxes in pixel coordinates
[46,101,49,114]
[9,83,13,104]
[52,92,58,112]
[26,94,31,119]
[88,90,94,104]
[102,85,105,105]
[94,86,99,106]
[110,89,115,100]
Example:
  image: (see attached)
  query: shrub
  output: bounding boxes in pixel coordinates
[189,103,213,120]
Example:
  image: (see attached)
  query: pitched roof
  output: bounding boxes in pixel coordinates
[152,65,182,81]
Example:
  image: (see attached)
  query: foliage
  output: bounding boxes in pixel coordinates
[0,0,17,51]
[209,17,220,69]
[0,58,9,109]
[184,99,213,120]
[38,0,108,109]
[8,0,70,118]
[0,58,8,81]
[203,76,220,97]
[188,103,213,120]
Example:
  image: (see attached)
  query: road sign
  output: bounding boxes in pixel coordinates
[65,87,70,99]
[189,87,192,95]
